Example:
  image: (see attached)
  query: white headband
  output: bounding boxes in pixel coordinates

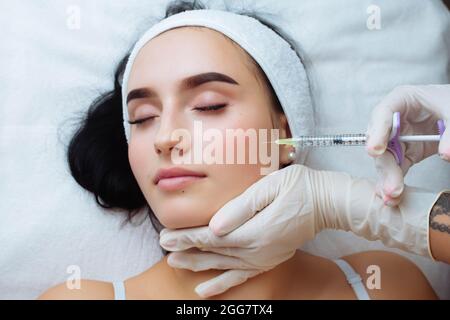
[121,9,314,164]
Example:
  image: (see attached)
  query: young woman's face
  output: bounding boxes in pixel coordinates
[126,27,291,229]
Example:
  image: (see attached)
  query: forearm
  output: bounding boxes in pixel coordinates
[318,171,437,258]
[311,169,449,262]
[429,191,450,264]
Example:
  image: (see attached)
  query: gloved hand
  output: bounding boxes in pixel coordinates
[366,85,450,206]
[159,164,438,298]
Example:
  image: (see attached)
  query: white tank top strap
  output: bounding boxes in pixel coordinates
[112,281,126,300]
[333,259,371,300]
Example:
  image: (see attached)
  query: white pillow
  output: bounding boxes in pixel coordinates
[0,0,448,299]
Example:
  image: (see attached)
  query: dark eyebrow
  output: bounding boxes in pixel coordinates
[126,88,156,104]
[181,72,239,90]
[126,72,239,105]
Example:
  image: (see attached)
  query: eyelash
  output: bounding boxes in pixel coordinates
[128,104,227,126]
[194,104,227,112]
[128,117,156,125]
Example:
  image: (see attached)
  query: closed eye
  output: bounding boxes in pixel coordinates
[128,104,227,126]
[194,104,227,112]
[128,116,157,125]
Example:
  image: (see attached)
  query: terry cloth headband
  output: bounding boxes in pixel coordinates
[121,9,314,164]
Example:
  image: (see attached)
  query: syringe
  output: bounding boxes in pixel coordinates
[274,112,446,166]
[275,133,441,147]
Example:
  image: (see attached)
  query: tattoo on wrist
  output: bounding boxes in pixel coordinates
[429,192,450,234]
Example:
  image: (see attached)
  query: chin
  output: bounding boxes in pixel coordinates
[159,216,210,230]
[156,203,214,230]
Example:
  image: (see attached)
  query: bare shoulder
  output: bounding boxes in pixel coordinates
[341,250,437,300]
[37,279,114,300]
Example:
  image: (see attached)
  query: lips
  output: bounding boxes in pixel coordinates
[153,167,206,191]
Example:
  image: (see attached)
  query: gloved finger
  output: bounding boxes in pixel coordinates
[374,152,405,206]
[383,154,413,208]
[438,120,450,161]
[194,269,263,298]
[412,85,450,160]
[366,104,394,157]
[414,85,450,160]
[366,86,426,157]
[195,246,253,260]
[412,85,448,119]
[160,225,252,252]
[159,228,170,237]
[167,249,255,271]
[208,170,282,236]
[160,226,215,251]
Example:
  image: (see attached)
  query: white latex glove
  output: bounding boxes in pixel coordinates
[366,85,450,207]
[159,164,439,298]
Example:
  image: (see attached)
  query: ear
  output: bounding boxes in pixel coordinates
[277,113,296,166]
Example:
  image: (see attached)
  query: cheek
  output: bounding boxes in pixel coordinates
[211,103,276,166]
[199,104,274,209]
[128,138,155,187]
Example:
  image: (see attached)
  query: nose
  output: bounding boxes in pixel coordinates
[153,112,187,158]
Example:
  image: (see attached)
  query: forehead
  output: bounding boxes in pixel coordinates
[127,27,256,89]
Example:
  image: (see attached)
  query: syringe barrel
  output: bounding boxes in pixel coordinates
[295,134,367,147]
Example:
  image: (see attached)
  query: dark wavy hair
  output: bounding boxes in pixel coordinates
[67,0,302,237]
